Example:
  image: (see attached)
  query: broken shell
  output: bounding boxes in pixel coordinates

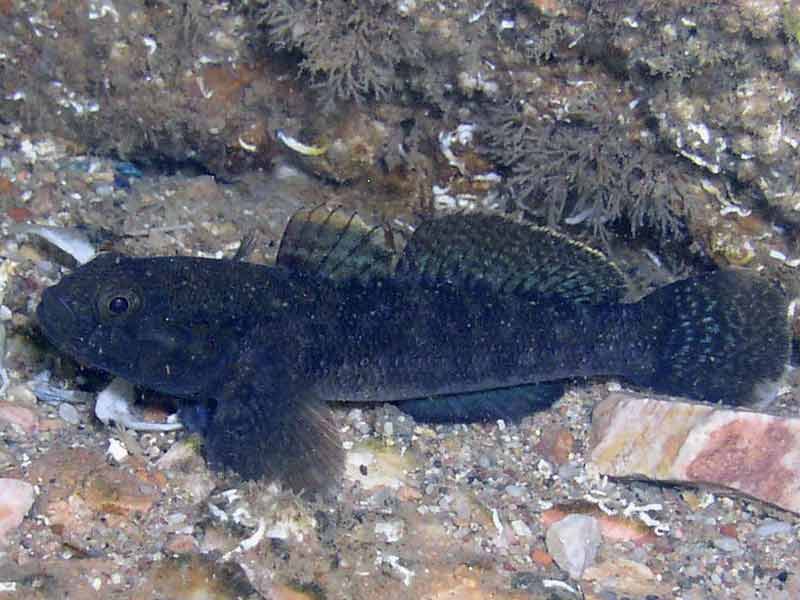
[276,129,328,157]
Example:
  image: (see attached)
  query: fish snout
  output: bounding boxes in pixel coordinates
[37,286,79,338]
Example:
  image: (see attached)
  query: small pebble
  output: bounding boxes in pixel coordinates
[375,519,405,543]
[347,408,363,422]
[505,484,525,497]
[756,519,793,538]
[0,402,37,433]
[0,478,35,544]
[545,514,602,579]
[175,471,216,503]
[157,439,199,469]
[511,519,532,537]
[58,402,80,425]
[557,464,579,480]
[94,184,115,197]
[166,513,187,527]
[5,384,37,406]
[713,536,742,554]
[451,492,473,522]
[0,446,15,470]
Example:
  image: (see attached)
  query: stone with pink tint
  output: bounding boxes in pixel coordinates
[0,478,35,545]
[0,401,38,433]
[590,393,800,515]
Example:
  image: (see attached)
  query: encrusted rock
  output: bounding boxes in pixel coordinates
[590,393,800,514]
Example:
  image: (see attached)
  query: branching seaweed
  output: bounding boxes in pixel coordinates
[484,98,689,240]
[254,0,424,109]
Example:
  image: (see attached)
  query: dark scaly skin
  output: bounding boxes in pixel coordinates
[305,278,653,403]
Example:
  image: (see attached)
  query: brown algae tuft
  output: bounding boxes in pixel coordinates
[254,0,424,109]
[483,96,690,240]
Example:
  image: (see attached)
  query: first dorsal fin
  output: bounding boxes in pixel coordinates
[276,206,396,284]
[395,213,626,303]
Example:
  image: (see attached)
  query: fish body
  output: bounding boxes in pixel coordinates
[39,253,640,400]
[36,210,791,492]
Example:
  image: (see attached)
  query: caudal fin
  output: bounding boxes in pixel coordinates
[635,270,790,405]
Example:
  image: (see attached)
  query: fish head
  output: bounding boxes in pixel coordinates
[37,252,241,396]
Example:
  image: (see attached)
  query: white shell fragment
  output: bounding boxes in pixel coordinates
[222,517,267,560]
[95,377,182,432]
[142,36,157,56]
[238,136,258,153]
[106,438,129,462]
[276,129,328,156]
[438,124,475,176]
[12,224,97,264]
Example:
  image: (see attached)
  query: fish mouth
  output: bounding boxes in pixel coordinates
[37,287,79,346]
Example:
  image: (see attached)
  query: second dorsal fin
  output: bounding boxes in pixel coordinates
[395,213,626,303]
[276,206,396,284]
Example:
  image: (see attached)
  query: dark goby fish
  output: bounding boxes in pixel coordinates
[36,210,791,494]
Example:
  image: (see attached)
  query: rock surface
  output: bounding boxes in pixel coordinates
[590,393,800,514]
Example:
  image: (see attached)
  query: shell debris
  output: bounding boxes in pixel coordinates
[276,129,328,157]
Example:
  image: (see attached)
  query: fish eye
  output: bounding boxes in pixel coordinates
[108,296,129,314]
[98,288,141,320]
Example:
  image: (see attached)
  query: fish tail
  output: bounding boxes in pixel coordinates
[634,270,790,405]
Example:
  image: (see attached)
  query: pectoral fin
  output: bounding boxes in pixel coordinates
[201,383,343,496]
